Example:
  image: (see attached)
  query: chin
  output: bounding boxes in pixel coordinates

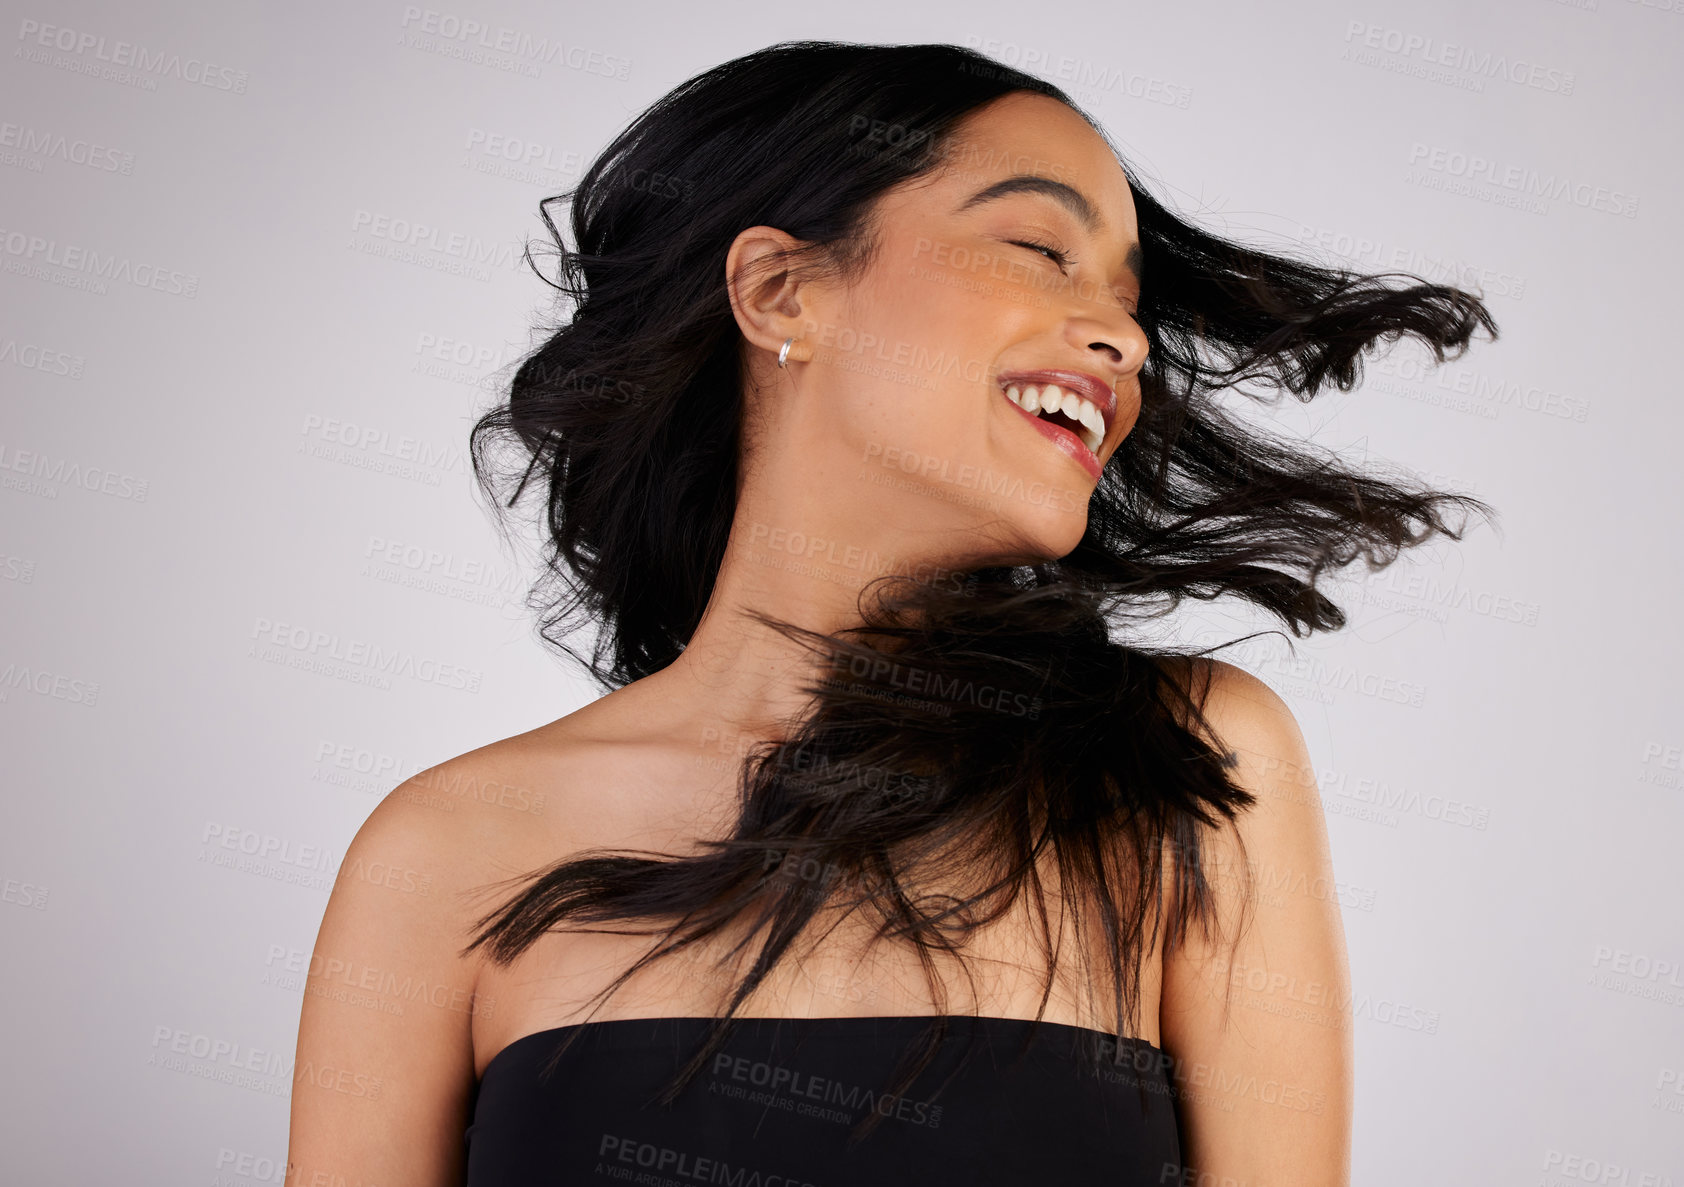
[994,508,1090,567]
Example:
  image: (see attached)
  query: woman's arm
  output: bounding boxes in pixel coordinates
[286,783,482,1187]
[1159,659,1355,1185]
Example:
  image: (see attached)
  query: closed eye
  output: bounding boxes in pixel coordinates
[1006,238,1072,271]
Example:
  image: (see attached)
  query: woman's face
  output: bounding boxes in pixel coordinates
[738,91,1148,569]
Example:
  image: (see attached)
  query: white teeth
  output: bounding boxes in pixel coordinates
[1003,382,1106,455]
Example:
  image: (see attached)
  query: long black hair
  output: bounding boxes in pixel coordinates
[460,40,1497,1143]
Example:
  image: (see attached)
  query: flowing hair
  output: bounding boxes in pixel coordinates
[459,40,1498,1143]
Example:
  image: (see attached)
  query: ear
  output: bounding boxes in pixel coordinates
[724,226,817,365]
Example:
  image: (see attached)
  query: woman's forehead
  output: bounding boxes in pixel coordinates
[933,96,1136,220]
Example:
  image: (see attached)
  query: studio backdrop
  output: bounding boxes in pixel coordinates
[2,1,1680,1183]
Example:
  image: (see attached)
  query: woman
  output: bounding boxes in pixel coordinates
[288,41,1496,1187]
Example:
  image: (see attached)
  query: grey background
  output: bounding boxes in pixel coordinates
[2,0,1680,1183]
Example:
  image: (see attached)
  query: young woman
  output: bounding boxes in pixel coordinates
[288,41,1495,1187]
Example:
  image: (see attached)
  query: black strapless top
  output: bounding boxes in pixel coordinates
[463,1015,1183,1185]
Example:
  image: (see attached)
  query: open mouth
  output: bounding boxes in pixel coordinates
[998,387,1104,482]
[1000,382,1105,454]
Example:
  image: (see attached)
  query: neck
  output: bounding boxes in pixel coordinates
[648,437,975,761]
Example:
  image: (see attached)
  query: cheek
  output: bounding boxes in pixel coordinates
[858,251,953,342]
[859,241,1036,370]
[817,281,972,453]
[1114,392,1143,439]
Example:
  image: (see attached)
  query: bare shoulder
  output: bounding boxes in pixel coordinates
[380,719,611,957]
[344,720,586,915]
[1160,655,1333,927]
[286,722,586,1185]
[1155,655,1304,755]
[1148,655,1319,816]
[388,721,586,870]
[1154,655,1353,1184]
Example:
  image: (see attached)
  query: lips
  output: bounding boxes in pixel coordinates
[1000,389,1103,481]
[994,369,1118,435]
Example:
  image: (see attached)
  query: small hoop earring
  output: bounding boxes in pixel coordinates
[777,337,796,368]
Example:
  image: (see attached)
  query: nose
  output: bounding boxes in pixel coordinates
[1066,300,1148,381]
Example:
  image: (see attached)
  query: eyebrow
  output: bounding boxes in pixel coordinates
[953,174,1144,284]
